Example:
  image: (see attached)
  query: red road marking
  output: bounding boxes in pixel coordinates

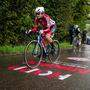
[33,70,42,75]
[39,62,90,74]
[8,65,19,71]
[19,68,29,73]
[7,62,90,75]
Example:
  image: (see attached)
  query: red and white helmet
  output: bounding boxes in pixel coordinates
[35,7,45,14]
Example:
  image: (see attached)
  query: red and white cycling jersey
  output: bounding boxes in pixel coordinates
[32,13,56,33]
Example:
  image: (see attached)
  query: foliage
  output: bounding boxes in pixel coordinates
[0,0,88,45]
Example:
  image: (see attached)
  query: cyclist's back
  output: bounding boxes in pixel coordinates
[34,13,56,33]
[73,25,81,37]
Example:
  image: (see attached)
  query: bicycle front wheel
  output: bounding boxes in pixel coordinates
[24,40,42,68]
[48,40,60,63]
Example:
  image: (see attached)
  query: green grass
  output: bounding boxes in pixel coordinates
[0,45,25,53]
[59,42,72,49]
[0,42,72,53]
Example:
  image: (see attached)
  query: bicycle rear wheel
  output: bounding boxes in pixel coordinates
[48,40,60,63]
[24,40,42,68]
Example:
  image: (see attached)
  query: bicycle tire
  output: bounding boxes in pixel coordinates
[24,40,43,68]
[48,40,60,63]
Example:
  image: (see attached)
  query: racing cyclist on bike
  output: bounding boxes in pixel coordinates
[73,25,82,52]
[27,7,56,57]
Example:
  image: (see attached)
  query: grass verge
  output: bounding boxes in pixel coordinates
[0,42,72,54]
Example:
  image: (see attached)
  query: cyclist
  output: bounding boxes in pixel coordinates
[73,25,81,37]
[32,7,56,47]
[73,25,82,51]
[26,7,56,54]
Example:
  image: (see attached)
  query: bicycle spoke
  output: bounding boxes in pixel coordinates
[24,40,42,68]
[48,40,60,63]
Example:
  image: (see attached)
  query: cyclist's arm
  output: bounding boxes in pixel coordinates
[32,25,38,32]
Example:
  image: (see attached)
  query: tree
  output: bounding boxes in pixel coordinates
[0,0,88,45]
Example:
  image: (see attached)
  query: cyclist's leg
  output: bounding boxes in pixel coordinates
[45,25,56,47]
[41,37,49,58]
[46,31,55,48]
[50,25,56,48]
[46,32,52,42]
[73,36,77,52]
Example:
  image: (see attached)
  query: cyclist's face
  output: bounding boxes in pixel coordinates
[36,12,44,19]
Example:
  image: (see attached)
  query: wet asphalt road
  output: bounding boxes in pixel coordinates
[0,44,90,90]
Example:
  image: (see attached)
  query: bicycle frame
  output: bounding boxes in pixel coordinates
[37,31,48,54]
[24,30,60,68]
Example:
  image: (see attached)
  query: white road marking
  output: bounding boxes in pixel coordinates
[14,66,27,70]
[58,74,72,80]
[67,57,90,61]
[25,68,39,73]
[39,71,53,76]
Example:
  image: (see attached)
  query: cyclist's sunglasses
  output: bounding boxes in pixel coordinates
[36,12,44,15]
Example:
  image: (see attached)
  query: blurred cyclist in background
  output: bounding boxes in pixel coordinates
[72,25,82,52]
[74,25,81,37]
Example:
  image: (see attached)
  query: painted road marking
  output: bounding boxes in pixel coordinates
[60,62,88,68]
[58,74,72,80]
[67,57,90,61]
[25,68,39,73]
[46,72,62,79]
[39,71,53,76]
[39,62,90,74]
[8,62,90,75]
[14,66,27,70]
[7,62,90,80]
